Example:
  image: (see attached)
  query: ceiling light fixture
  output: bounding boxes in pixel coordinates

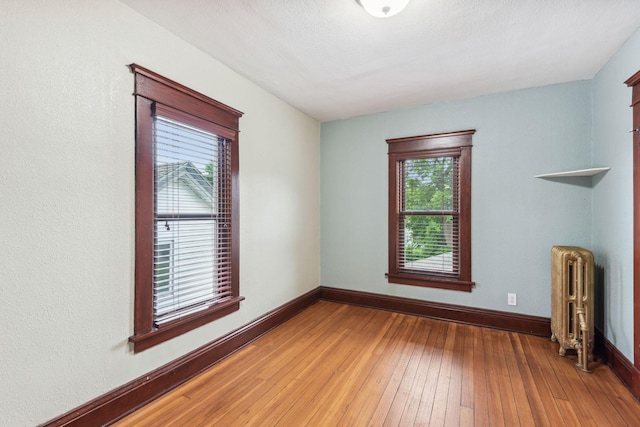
[356,0,410,18]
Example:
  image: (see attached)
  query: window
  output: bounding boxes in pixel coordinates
[129,64,243,352]
[387,130,474,292]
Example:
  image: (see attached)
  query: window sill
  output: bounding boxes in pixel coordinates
[129,296,244,353]
[386,273,474,292]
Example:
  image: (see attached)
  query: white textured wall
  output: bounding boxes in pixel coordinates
[591,28,640,361]
[0,1,320,425]
[321,81,593,317]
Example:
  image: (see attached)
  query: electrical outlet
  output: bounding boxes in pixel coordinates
[508,293,517,306]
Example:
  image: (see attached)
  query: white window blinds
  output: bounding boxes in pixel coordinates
[153,115,232,325]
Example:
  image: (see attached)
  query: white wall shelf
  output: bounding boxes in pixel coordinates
[534,167,610,178]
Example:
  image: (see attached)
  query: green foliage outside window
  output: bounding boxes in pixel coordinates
[204,162,215,185]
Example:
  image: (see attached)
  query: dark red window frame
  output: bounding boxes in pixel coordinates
[128,64,243,352]
[387,130,474,292]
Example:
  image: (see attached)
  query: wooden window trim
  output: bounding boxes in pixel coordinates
[387,130,475,292]
[128,64,244,352]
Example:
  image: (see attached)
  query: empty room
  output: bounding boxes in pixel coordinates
[3,0,640,425]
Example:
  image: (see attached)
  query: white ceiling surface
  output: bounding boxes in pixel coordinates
[122,0,640,122]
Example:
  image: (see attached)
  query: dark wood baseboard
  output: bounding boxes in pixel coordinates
[319,286,550,337]
[634,365,640,399]
[595,328,636,394]
[41,287,320,427]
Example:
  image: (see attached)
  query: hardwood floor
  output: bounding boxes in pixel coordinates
[114,301,640,426]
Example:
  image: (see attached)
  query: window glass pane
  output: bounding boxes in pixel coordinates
[401,214,455,273]
[154,219,218,322]
[155,117,218,216]
[152,115,229,324]
[404,157,453,211]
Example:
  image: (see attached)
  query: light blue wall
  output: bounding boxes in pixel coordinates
[321,81,593,317]
[592,28,640,360]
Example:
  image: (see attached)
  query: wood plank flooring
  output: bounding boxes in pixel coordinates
[114,301,640,426]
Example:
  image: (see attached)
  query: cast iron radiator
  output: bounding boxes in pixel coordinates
[550,246,594,372]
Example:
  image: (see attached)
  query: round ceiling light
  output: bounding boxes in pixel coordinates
[357,0,410,18]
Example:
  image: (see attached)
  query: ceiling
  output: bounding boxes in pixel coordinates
[121,0,640,122]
